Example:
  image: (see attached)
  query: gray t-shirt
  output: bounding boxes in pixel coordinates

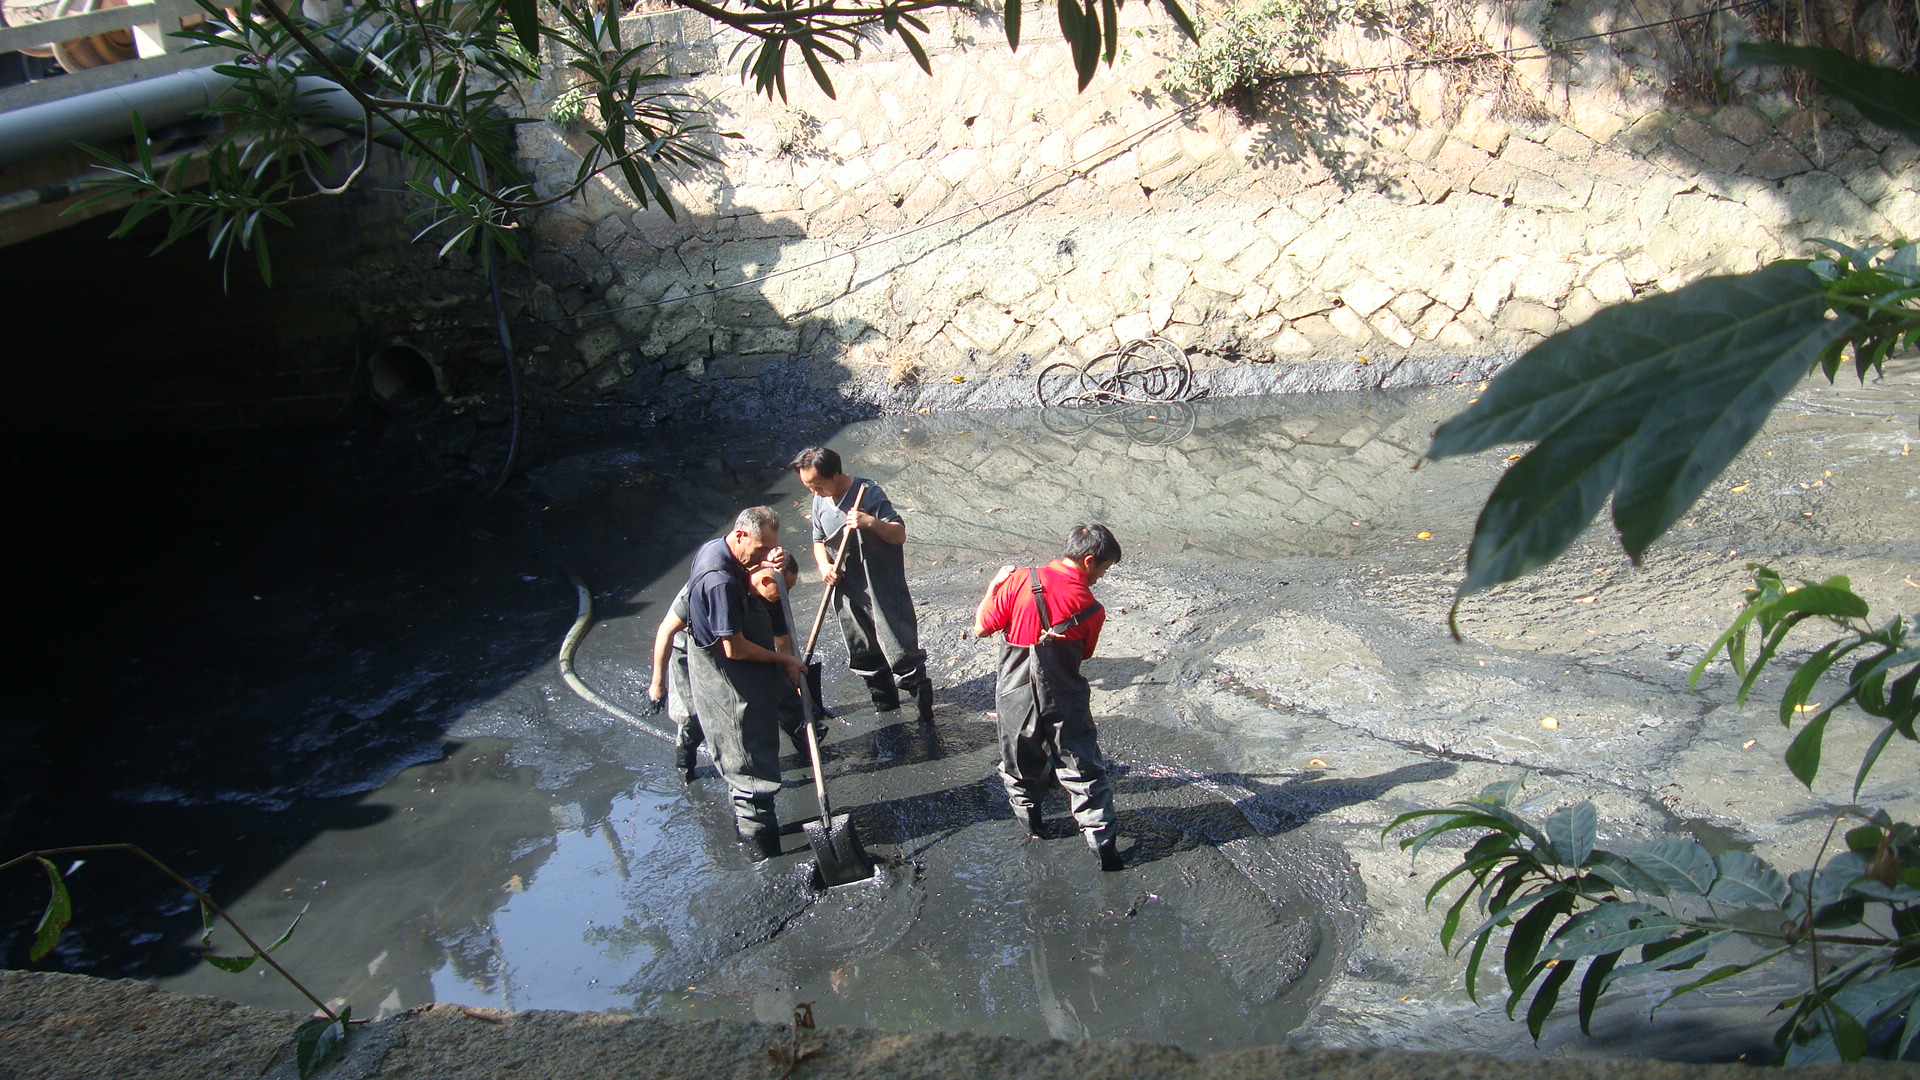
[810,477,910,596]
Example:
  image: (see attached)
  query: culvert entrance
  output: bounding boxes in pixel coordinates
[367,343,438,407]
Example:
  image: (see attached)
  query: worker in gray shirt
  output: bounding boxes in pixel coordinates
[790,446,933,723]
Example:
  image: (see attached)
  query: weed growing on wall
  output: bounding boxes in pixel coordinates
[1158,0,1372,101]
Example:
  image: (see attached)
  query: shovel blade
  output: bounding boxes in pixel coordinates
[803,813,875,887]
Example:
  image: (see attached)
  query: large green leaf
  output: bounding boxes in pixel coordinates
[1539,901,1678,961]
[1585,849,1671,897]
[1577,950,1621,1035]
[1544,802,1597,869]
[1525,953,1578,1040]
[1609,301,1850,560]
[1705,850,1790,908]
[1629,837,1717,897]
[1728,43,1920,144]
[1504,890,1577,1002]
[499,0,542,61]
[1429,264,1853,595]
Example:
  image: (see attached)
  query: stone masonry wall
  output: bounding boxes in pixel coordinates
[504,1,1919,416]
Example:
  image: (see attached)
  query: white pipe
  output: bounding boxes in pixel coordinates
[0,67,366,169]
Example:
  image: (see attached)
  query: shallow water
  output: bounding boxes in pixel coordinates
[6,385,1485,1050]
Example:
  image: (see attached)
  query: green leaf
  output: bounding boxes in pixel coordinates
[503,0,544,55]
[1100,0,1117,65]
[29,857,71,963]
[293,1007,350,1079]
[1464,924,1493,1002]
[796,38,836,99]
[1584,850,1670,898]
[1158,0,1196,41]
[1828,1001,1869,1062]
[1630,837,1717,896]
[1663,951,1788,1005]
[1578,950,1621,1035]
[1786,710,1832,786]
[265,904,308,952]
[1057,0,1100,90]
[1831,967,1920,1038]
[1539,901,1678,961]
[1004,0,1021,48]
[1504,890,1576,1000]
[1727,43,1920,144]
[1429,265,1853,594]
[1544,802,1596,868]
[1705,850,1790,908]
[204,952,259,973]
[1783,639,1866,724]
[1854,723,1899,798]
[1475,776,1528,807]
[1459,885,1563,956]
[1526,954,1577,1041]
[898,25,932,74]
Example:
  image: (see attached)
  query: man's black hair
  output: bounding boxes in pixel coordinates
[788,446,842,477]
[1062,523,1121,566]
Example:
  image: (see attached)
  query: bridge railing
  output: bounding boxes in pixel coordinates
[0,0,265,112]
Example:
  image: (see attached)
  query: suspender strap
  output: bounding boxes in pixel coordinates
[1026,566,1102,643]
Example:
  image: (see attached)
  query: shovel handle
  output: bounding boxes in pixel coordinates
[801,483,866,662]
[773,572,835,819]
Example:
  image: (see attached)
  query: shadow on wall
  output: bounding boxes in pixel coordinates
[503,201,877,427]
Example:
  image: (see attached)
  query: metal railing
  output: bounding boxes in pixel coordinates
[1,0,228,112]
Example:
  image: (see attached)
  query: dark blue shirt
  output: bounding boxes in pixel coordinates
[686,536,747,649]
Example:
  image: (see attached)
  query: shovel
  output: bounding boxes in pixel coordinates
[775,485,875,887]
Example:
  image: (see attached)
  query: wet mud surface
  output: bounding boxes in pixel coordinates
[4,360,1915,1060]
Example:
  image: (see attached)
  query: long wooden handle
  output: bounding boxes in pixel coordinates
[801,482,866,662]
[773,572,834,818]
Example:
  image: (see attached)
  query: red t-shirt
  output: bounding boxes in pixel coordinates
[979,561,1105,654]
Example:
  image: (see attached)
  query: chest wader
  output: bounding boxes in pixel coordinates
[994,568,1120,869]
[830,509,929,718]
[741,596,810,758]
[667,634,702,781]
[686,569,788,859]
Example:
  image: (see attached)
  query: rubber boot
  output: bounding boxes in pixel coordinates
[740,823,783,862]
[805,661,834,719]
[673,745,698,783]
[1022,807,1046,839]
[1085,829,1123,871]
[914,681,935,724]
[865,673,901,712]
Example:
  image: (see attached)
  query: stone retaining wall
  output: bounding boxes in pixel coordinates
[503,1,1919,415]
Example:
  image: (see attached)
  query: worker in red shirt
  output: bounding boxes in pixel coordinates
[971,524,1124,871]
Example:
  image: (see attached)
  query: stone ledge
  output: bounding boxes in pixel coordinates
[2,970,1904,1080]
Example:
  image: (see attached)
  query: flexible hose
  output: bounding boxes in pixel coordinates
[554,557,676,745]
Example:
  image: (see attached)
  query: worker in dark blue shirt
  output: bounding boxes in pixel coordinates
[684,505,806,859]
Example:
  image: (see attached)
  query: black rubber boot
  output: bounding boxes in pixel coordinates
[1022,807,1046,839]
[739,823,783,862]
[1086,829,1123,871]
[865,673,901,712]
[914,681,935,724]
[673,746,698,783]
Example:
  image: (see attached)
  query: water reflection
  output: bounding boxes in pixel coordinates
[843,390,1435,566]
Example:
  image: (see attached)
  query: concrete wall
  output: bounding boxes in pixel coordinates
[504,0,1919,415]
